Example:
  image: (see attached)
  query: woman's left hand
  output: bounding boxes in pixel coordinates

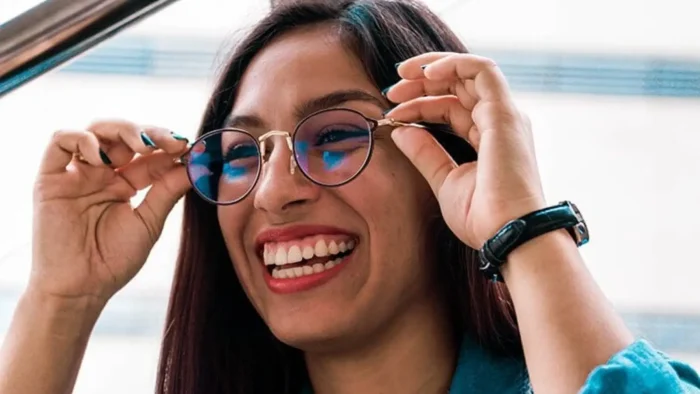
[385,52,546,249]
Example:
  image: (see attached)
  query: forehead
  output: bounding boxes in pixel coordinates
[231,25,380,125]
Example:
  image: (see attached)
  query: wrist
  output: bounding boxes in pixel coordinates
[499,228,576,282]
[20,287,105,337]
[480,196,547,246]
[478,201,588,282]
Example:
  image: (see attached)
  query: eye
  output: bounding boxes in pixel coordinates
[225,143,258,161]
[314,125,367,146]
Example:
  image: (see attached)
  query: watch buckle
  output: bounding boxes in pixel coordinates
[562,200,589,246]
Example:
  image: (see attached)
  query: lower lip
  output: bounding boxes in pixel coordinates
[263,252,353,294]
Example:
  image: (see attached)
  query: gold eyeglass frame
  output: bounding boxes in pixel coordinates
[177,107,426,205]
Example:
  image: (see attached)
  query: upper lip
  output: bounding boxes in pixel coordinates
[254,224,358,256]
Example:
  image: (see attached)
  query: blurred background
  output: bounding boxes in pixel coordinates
[1,0,699,392]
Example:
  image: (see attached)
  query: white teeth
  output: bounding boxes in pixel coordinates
[314,240,328,257]
[287,245,302,264]
[265,237,357,272]
[302,246,314,260]
[271,256,346,279]
[275,247,287,266]
[328,241,339,255]
[264,247,274,266]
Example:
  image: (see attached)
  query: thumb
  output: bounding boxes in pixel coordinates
[391,126,456,198]
[134,165,191,241]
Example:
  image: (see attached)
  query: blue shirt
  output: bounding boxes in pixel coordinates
[302,336,700,393]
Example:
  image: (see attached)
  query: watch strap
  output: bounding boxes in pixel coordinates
[478,201,589,282]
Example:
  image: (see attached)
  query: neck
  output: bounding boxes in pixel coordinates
[304,294,456,394]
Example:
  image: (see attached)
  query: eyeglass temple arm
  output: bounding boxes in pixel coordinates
[377,119,427,129]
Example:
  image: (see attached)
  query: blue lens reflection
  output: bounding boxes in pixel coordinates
[322,151,346,170]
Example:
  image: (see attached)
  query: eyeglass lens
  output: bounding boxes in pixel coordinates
[185,109,374,204]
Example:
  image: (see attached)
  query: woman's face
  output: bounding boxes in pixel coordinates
[218,25,439,350]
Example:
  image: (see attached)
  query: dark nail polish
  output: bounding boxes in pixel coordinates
[381,84,395,96]
[170,131,189,142]
[140,132,156,148]
[421,65,428,70]
[99,149,112,165]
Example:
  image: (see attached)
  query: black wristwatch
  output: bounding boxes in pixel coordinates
[478,201,589,282]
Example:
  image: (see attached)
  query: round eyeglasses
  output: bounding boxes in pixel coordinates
[178,108,426,205]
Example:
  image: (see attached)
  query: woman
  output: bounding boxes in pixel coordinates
[1,0,698,393]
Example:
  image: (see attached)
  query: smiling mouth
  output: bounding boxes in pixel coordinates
[262,237,357,279]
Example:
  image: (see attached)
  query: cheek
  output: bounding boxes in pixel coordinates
[353,143,437,253]
[217,205,254,281]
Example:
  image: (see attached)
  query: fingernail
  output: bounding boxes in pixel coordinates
[140,132,156,148]
[421,65,429,70]
[382,108,393,116]
[99,149,112,165]
[170,131,189,142]
[394,62,402,69]
[381,83,396,96]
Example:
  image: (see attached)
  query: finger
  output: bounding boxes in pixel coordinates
[88,119,154,157]
[423,54,512,102]
[116,151,185,191]
[40,130,108,174]
[384,78,454,100]
[396,52,453,80]
[140,126,190,155]
[390,126,456,198]
[385,96,477,145]
[134,164,191,240]
[87,121,188,168]
[385,78,477,110]
[398,52,512,102]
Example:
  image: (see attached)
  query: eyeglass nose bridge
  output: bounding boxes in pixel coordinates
[258,130,297,175]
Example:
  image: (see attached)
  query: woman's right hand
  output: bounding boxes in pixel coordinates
[30,120,192,308]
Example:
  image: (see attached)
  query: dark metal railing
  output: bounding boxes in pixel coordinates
[0,0,182,98]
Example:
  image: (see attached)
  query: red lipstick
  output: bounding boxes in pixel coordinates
[263,252,353,294]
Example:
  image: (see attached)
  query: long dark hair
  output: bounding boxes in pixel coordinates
[156,1,521,393]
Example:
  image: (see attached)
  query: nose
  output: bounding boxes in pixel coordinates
[253,136,320,216]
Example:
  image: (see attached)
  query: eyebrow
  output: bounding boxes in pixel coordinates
[223,89,385,130]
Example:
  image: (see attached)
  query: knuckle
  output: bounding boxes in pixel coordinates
[429,160,453,187]
[483,58,499,69]
[412,137,434,158]
[472,54,499,69]
[447,82,458,96]
[85,119,111,132]
[51,129,73,141]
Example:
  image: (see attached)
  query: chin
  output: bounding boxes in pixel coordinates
[265,304,363,352]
